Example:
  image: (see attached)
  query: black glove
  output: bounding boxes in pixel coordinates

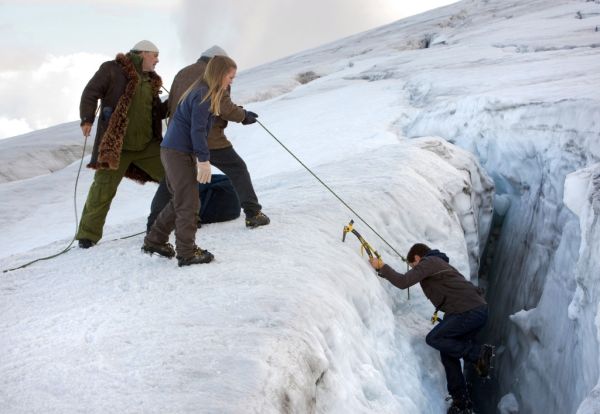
[242,110,258,125]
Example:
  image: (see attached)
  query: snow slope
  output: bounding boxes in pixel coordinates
[0,121,88,184]
[0,137,492,414]
[2,0,600,413]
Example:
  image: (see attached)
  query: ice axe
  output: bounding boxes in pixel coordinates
[342,219,410,300]
[342,220,381,260]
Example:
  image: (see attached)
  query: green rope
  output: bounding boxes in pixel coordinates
[257,120,407,263]
[3,136,88,273]
[117,230,145,240]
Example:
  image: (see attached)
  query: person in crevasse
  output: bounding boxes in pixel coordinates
[143,56,245,266]
[148,45,269,231]
[370,243,495,414]
[77,40,167,249]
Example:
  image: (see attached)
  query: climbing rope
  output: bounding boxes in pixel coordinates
[4,117,408,275]
[257,120,407,263]
[3,135,88,273]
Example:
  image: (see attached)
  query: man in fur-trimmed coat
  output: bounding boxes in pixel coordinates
[77,40,168,248]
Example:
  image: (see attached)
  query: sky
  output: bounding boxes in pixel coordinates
[0,0,457,140]
[2,0,600,413]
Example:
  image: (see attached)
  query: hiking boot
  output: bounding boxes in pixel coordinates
[245,211,270,228]
[177,246,214,267]
[141,242,176,259]
[447,405,473,414]
[447,395,473,414]
[475,344,495,378]
[78,239,96,249]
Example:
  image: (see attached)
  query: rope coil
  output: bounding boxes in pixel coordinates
[3,135,88,273]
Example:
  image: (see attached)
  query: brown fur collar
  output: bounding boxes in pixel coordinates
[95,53,162,177]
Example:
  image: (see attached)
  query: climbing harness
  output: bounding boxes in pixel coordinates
[342,220,381,259]
[431,297,446,324]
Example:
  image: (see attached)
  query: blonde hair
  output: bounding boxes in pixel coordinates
[176,56,237,116]
[201,55,237,115]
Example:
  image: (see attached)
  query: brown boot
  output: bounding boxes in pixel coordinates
[475,344,495,378]
[141,241,176,259]
[447,394,473,414]
[245,211,270,228]
[177,246,214,267]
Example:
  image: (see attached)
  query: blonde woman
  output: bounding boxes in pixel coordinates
[143,55,238,266]
[146,46,269,233]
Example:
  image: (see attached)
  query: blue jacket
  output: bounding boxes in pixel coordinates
[162,82,213,161]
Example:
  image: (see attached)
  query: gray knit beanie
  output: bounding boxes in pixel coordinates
[201,45,228,59]
[131,40,159,53]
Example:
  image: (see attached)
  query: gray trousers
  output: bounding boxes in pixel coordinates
[145,148,199,258]
[210,146,261,216]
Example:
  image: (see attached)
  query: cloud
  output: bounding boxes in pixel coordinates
[0,49,42,72]
[0,0,455,139]
[8,0,181,9]
[0,117,32,140]
[176,0,456,70]
[0,52,110,139]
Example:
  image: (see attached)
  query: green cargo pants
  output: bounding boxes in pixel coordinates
[77,140,164,243]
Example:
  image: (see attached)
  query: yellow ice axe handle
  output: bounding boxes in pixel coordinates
[342,220,381,259]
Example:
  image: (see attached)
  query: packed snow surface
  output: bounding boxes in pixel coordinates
[2,0,600,413]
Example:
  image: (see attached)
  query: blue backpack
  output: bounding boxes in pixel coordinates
[147,174,241,232]
[198,174,241,223]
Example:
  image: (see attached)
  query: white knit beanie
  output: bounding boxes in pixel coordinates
[131,40,159,53]
[201,45,228,58]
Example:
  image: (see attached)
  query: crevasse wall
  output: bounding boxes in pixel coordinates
[565,165,600,414]
[404,97,600,413]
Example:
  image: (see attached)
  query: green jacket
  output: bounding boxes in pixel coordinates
[80,53,168,183]
[122,53,153,151]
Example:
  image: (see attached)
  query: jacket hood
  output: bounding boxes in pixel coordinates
[425,249,450,263]
[126,52,144,74]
